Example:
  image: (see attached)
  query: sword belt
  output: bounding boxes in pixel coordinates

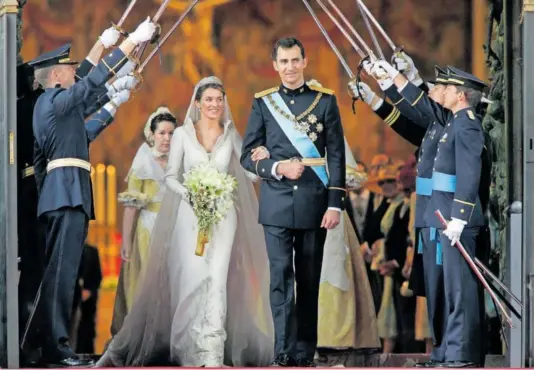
[46,158,91,173]
[22,166,35,178]
[279,157,326,166]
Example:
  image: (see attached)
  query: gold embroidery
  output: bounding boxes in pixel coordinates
[308,84,334,95]
[255,86,279,98]
[266,92,324,141]
[467,110,475,120]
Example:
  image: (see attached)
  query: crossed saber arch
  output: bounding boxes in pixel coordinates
[301,0,522,335]
[19,0,201,349]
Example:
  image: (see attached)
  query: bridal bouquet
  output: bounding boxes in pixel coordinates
[183,163,238,256]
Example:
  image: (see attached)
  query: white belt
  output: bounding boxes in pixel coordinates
[46,158,91,173]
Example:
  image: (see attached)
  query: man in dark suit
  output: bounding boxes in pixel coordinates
[240,37,346,367]
[23,19,156,367]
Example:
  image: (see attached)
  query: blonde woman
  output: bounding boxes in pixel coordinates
[110,107,177,335]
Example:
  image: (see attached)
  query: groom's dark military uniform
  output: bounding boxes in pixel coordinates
[241,82,346,364]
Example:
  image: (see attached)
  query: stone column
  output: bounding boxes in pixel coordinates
[0,0,20,368]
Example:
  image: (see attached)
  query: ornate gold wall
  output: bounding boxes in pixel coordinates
[21,0,473,196]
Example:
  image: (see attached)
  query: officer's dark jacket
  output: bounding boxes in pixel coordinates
[398,82,485,228]
[33,49,129,218]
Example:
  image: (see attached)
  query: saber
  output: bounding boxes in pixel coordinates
[117,0,138,27]
[325,0,376,61]
[138,0,200,73]
[475,256,524,308]
[356,0,386,60]
[132,0,173,63]
[315,0,366,59]
[301,0,355,79]
[435,210,514,327]
[357,0,397,51]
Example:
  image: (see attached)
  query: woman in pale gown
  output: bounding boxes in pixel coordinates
[110,107,177,336]
[316,137,380,351]
[97,76,273,367]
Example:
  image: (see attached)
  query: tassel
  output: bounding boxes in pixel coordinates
[195,229,209,256]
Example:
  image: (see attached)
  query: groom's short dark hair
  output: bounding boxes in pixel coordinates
[272,37,306,61]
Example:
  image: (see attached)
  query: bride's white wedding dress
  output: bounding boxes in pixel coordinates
[97,77,273,367]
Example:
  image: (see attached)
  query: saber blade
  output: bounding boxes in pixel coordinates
[301,0,355,79]
[138,0,200,72]
[357,0,397,51]
[356,0,385,60]
[325,0,376,61]
[117,0,138,27]
[315,0,365,58]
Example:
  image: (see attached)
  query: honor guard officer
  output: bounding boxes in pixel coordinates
[241,37,345,367]
[24,19,156,367]
[371,60,488,367]
[16,37,122,351]
[353,60,452,366]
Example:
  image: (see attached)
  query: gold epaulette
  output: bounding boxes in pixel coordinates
[255,86,280,99]
[308,85,334,95]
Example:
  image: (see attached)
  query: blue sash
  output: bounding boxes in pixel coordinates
[262,93,329,186]
[430,227,442,265]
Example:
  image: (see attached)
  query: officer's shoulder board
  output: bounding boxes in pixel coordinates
[308,85,334,95]
[254,86,279,99]
[466,110,475,120]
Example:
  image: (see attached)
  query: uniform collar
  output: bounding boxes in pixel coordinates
[280,83,308,96]
[453,106,473,119]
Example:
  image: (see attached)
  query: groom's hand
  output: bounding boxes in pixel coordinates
[321,209,340,229]
[277,162,305,180]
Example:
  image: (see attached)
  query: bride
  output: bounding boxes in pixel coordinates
[97,76,274,367]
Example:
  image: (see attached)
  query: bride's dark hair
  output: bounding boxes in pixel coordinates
[194,82,226,101]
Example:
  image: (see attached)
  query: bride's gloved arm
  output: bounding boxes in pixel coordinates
[231,127,259,182]
[165,128,188,197]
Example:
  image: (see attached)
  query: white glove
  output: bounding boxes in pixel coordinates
[358,82,375,105]
[369,61,399,91]
[116,60,135,78]
[371,60,400,80]
[362,60,373,75]
[99,26,121,48]
[443,218,467,246]
[111,89,131,106]
[107,75,139,96]
[392,52,423,86]
[129,17,157,45]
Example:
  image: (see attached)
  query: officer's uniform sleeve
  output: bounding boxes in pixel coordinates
[240,98,278,180]
[451,116,484,222]
[397,81,450,126]
[324,94,346,210]
[374,98,426,146]
[385,84,430,130]
[85,108,115,142]
[75,59,95,81]
[52,49,129,117]
[33,139,46,195]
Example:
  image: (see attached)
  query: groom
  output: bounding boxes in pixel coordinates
[241,37,346,367]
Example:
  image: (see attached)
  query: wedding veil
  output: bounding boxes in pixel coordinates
[100,77,274,367]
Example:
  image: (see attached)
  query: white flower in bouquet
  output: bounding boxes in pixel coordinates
[183,163,238,256]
